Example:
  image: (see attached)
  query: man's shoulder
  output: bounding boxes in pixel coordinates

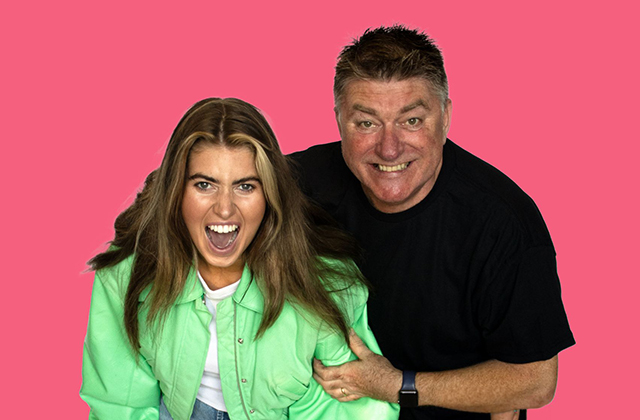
[446,141,552,246]
[289,141,344,176]
[448,141,524,195]
[288,141,354,206]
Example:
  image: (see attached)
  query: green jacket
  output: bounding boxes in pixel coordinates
[80,256,399,419]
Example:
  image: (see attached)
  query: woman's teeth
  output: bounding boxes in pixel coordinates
[207,225,239,233]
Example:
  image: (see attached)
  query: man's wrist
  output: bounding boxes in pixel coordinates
[398,370,419,407]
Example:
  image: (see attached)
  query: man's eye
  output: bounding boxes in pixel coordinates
[359,121,374,128]
[407,118,421,125]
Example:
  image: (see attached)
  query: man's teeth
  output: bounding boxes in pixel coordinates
[207,225,239,233]
[377,162,409,172]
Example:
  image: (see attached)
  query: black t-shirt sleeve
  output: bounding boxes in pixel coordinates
[478,242,575,363]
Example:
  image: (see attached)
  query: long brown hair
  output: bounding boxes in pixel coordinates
[89,98,362,351]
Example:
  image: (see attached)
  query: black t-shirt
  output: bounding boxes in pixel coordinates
[291,140,574,420]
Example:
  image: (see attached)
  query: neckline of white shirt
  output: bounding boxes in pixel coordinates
[196,271,240,301]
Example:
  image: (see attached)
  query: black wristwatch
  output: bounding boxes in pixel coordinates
[398,370,419,407]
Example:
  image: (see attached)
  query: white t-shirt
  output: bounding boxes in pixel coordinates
[196,272,240,411]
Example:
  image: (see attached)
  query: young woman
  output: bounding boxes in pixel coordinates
[80,98,399,420]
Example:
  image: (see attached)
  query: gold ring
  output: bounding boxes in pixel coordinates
[341,387,347,396]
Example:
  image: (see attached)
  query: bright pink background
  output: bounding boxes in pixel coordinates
[2,0,638,417]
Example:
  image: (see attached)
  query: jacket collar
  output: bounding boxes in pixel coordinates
[232,265,264,313]
[138,264,264,313]
[138,267,204,303]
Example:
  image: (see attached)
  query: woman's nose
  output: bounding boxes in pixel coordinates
[213,191,234,219]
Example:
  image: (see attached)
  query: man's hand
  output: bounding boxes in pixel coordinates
[313,329,402,403]
[313,329,557,413]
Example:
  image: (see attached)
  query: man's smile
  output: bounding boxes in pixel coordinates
[374,162,411,172]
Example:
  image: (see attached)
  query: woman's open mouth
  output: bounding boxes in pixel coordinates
[206,224,239,250]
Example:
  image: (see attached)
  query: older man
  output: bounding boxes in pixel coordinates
[291,26,574,419]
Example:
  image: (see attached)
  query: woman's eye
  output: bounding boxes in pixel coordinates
[195,182,211,190]
[238,184,254,192]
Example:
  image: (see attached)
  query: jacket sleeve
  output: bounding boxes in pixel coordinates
[80,269,161,420]
[287,283,400,419]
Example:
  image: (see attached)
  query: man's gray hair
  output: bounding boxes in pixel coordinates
[334,25,449,108]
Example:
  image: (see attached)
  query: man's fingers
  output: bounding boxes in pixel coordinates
[332,386,364,402]
[312,358,326,378]
[348,329,372,359]
[312,358,366,401]
[313,358,344,385]
[312,367,359,402]
[312,360,331,385]
[337,393,362,402]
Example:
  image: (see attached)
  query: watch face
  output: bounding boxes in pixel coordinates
[399,390,419,407]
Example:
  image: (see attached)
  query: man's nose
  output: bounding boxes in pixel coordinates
[376,124,403,161]
[213,191,234,219]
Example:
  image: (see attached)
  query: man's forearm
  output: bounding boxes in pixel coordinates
[413,356,558,412]
[312,332,558,414]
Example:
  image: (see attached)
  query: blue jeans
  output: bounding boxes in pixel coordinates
[159,397,230,420]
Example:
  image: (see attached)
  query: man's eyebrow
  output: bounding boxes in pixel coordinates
[400,100,428,114]
[351,100,428,116]
[352,103,378,116]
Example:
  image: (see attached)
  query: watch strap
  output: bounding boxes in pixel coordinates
[398,370,418,407]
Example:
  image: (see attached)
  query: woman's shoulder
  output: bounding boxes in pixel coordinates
[316,256,368,320]
[316,256,365,289]
[94,253,136,298]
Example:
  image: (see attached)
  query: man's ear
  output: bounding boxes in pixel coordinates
[443,98,452,140]
[334,106,344,138]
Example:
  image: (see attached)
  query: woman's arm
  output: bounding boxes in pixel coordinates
[80,270,161,419]
[287,284,399,420]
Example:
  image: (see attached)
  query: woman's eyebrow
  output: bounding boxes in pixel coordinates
[187,174,261,184]
[233,176,261,185]
[187,173,217,183]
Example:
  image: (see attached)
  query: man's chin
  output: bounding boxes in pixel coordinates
[363,189,416,213]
